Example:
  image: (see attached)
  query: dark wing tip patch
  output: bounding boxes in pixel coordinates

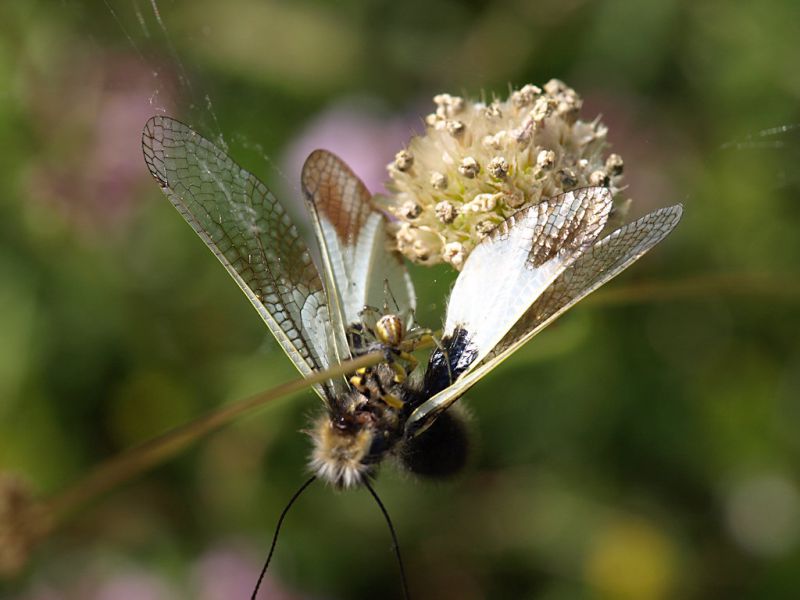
[480,187,613,267]
[528,187,613,267]
[301,149,373,243]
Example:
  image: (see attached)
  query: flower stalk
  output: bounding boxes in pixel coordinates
[1,347,417,576]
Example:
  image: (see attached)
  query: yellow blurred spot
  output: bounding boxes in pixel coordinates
[383,393,403,410]
[584,516,676,600]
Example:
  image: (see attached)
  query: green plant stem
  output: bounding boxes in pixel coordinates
[45,350,390,527]
[41,273,792,528]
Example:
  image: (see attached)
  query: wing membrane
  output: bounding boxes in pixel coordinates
[142,116,336,401]
[489,204,684,361]
[407,204,683,435]
[301,150,415,347]
[436,188,612,379]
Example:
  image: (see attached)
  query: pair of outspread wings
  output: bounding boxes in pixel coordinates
[142,115,682,434]
[142,116,413,404]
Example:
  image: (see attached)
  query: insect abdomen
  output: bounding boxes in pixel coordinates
[399,409,469,479]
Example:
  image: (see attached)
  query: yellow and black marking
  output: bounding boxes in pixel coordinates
[314,312,468,489]
[346,310,438,411]
[350,362,409,409]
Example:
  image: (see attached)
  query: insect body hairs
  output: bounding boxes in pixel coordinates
[307,349,472,489]
[398,404,470,478]
[143,115,682,599]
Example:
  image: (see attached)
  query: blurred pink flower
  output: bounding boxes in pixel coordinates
[283,99,420,195]
[12,542,309,599]
[24,52,177,231]
[192,542,303,600]
[94,571,175,600]
[12,567,177,600]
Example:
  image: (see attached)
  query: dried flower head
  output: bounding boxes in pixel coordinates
[382,81,628,268]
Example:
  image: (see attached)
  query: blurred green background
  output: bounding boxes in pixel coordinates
[1,0,799,598]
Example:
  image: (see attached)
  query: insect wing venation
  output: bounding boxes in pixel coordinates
[142,116,338,402]
[438,188,613,379]
[406,202,683,436]
[490,203,685,362]
[301,150,416,342]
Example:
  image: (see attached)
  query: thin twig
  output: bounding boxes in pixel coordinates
[45,349,395,526]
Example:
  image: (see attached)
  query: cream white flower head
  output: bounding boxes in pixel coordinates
[381,80,627,269]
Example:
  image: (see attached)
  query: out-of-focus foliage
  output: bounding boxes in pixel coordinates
[1,0,799,598]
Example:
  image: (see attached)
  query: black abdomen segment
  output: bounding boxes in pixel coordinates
[399,409,469,478]
[419,326,478,401]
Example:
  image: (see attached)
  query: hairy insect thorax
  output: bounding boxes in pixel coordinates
[309,315,474,488]
[308,311,416,488]
[309,362,408,488]
[309,311,474,488]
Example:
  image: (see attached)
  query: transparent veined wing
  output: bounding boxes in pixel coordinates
[407,203,683,436]
[434,188,612,382]
[488,204,684,361]
[142,116,338,402]
[301,150,415,351]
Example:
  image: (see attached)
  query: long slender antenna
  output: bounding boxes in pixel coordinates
[251,475,316,600]
[364,479,411,600]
